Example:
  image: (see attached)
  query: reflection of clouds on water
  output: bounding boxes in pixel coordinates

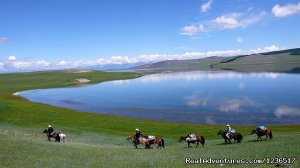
[238,83,245,90]
[251,72,280,79]
[274,106,300,118]
[111,80,130,85]
[184,96,208,107]
[140,71,281,83]
[206,116,216,125]
[219,98,257,113]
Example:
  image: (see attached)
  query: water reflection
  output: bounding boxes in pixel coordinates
[19,71,300,125]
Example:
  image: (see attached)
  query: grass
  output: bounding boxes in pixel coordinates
[0,69,300,167]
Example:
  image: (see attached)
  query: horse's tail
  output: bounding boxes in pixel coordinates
[201,136,205,147]
[161,138,165,148]
[269,130,273,139]
[237,133,243,143]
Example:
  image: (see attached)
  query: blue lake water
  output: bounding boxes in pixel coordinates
[19,71,300,125]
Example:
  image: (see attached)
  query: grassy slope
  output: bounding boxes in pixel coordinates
[1,70,299,167]
[132,48,300,73]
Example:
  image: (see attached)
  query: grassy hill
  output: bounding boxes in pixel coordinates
[0,70,299,168]
[133,48,300,73]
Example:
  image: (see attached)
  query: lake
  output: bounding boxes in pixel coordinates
[19,71,300,125]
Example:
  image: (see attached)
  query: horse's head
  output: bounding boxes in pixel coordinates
[178,136,185,142]
[217,130,224,135]
[43,129,47,134]
[127,136,132,141]
[250,129,256,135]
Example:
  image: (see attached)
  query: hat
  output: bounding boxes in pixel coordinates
[226,124,230,127]
[135,128,139,131]
[48,125,51,127]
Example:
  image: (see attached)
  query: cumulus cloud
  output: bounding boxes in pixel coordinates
[201,0,212,12]
[0,37,9,44]
[213,11,266,29]
[274,106,300,118]
[272,3,300,17]
[181,24,205,36]
[8,56,17,61]
[181,11,266,36]
[0,62,4,69]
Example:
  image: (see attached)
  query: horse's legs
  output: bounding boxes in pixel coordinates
[196,141,199,148]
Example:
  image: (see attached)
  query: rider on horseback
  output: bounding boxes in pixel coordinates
[226,124,234,139]
[47,125,54,141]
[134,128,143,147]
[186,133,196,141]
[257,125,267,134]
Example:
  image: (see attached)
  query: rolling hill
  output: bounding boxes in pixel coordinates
[132,48,300,73]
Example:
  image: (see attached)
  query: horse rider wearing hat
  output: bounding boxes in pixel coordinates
[226,124,232,139]
[134,128,143,147]
[47,124,54,141]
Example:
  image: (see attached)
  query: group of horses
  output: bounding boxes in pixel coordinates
[127,128,273,149]
[42,127,272,147]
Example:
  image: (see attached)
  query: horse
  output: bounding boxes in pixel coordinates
[178,135,205,148]
[43,129,61,142]
[217,130,243,144]
[127,135,164,149]
[250,128,272,141]
[146,136,165,149]
[127,135,150,148]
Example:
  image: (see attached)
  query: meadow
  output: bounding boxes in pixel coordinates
[0,70,299,168]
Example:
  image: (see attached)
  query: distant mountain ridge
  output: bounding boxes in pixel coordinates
[132,48,300,73]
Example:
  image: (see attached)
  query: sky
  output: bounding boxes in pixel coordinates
[1,0,300,72]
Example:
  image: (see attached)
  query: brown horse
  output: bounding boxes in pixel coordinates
[178,135,205,148]
[127,135,164,149]
[43,129,60,142]
[250,128,273,141]
[146,136,165,149]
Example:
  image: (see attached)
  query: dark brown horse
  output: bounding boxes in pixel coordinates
[178,135,205,148]
[43,129,60,142]
[127,135,164,149]
[217,130,243,144]
[250,128,273,141]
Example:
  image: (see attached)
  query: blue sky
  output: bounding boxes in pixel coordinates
[0,0,300,72]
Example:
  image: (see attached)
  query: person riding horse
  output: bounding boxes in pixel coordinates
[47,125,54,141]
[257,125,267,133]
[186,133,196,142]
[226,124,235,139]
[134,128,143,148]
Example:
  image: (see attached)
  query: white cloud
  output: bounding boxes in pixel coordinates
[181,11,266,36]
[213,11,266,29]
[0,37,9,44]
[272,3,300,17]
[8,55,17,61]
[236,37,244,43]
[181,24,205,36]
[275,106,300,118]
[0,62,4,69]
[201,0,212,12]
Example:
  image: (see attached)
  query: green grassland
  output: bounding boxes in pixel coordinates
[0,70,300,168]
